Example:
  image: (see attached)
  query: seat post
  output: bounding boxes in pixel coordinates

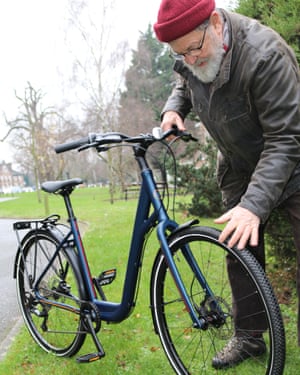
[59,188,77,222]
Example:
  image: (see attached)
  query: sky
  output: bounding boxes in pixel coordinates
[0,0,235,163]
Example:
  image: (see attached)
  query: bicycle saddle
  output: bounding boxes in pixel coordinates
[42,178,83,193]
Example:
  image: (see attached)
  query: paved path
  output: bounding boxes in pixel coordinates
[0,197,17,203]
[0,218,23,361]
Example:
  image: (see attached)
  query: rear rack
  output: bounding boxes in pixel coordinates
[13,214,61,231]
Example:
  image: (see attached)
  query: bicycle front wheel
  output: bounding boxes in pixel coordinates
[150,226,285,375]
[15,229,87,357]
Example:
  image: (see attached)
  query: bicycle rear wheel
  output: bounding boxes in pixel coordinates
[15,229,87,357]
[150,226,285,374]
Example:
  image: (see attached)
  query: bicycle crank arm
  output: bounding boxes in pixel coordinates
[77,311,105,363]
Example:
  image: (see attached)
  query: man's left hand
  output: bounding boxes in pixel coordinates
[214,206,260,250]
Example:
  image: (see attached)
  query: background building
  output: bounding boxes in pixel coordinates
[0,161,25,194]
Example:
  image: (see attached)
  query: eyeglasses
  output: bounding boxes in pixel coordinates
[170,23,209,60]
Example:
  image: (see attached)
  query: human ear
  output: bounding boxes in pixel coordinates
[210,11,223,37]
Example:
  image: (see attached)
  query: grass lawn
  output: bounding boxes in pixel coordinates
[0,187,298,374]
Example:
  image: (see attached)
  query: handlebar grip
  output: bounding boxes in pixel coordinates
[54,136,91,154]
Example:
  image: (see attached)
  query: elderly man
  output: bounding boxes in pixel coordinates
[154,0,300,369]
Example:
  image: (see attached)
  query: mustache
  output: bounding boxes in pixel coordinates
[194,57,210,68]
[195,57,209,65]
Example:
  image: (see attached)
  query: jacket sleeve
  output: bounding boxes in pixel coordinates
[161,74,193,120]
[239,48,300,222]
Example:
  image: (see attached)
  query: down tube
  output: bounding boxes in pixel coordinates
[94,180,165,322]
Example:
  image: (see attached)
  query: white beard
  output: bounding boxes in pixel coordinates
[184,32,225,83]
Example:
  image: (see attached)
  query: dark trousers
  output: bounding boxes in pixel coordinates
[228,191,300,344]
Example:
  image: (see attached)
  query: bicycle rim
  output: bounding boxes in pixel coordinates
[16,229,86,357]
[150,226,285,374]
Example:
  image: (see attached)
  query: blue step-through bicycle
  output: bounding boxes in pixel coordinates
[13,126,285,374]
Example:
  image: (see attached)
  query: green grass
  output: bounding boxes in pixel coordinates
[0,188,298,374]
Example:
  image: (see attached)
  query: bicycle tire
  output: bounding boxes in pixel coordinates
[150,226,285,375]
[15,228,87,357]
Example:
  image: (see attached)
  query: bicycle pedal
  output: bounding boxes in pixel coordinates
[96,268,117,286]
[76,351,105,363]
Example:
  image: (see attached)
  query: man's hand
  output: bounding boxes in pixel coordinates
[161,111,186,132]
[214,206,260,250]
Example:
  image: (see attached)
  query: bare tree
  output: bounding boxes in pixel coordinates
[63,0,130,202]
[1,83,61,202]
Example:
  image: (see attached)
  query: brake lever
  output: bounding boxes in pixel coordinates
[78,142,98,152]
[96,146,110,153]
[169,125,198,143]
[180,133,198,142]
[170,124,198,142]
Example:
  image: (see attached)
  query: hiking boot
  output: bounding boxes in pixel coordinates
[212,336,266,369]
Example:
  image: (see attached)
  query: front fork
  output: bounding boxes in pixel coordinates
[156,221,220,330]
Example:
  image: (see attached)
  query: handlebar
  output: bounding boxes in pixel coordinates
[54,126,197,154]
[54,135,91,154]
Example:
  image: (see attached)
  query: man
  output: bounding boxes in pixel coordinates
[154,0,300,369]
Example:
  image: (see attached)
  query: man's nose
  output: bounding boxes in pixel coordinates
[184,54,199,65]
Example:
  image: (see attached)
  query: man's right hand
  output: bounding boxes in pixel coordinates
[161,111,186,132]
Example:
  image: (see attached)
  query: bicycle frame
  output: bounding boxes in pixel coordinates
[19,141,211,329]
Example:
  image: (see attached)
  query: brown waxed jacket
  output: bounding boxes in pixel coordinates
[162,9,300,223]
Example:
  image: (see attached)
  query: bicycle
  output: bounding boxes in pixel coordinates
[13,126,285,374]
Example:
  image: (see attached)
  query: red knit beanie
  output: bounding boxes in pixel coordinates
[154,0,216,42]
